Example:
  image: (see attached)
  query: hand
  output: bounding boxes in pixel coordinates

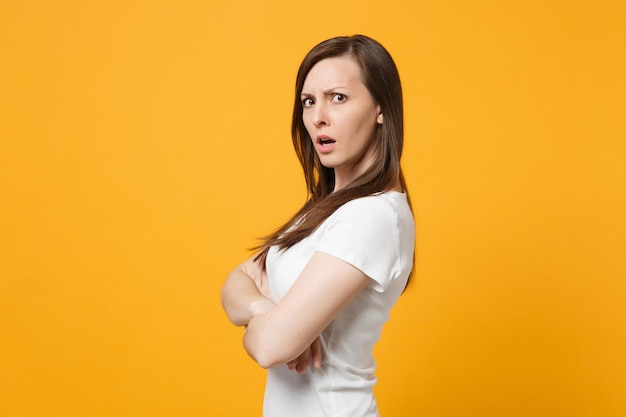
[249,297,274,317]
[248,260,274,317]
[250,260,269,297]
[287,336,322,374]
[243,298,275,337]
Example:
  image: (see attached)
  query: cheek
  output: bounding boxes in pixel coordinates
[303,120,315,139]
[353,115,378,142]
[302,111,314,128]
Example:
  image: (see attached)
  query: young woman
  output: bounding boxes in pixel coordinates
[221,34,415,417]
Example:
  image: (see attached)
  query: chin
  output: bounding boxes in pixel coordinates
[317,157,338,169]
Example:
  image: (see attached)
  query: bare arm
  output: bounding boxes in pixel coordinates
[243,251,370,369]
[221,256,275,327]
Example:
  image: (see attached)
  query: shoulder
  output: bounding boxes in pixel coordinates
[315,191,414,291]
[317,191,414,246]
[332,192,412,226]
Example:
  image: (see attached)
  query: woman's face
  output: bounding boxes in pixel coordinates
[301,56,382,190]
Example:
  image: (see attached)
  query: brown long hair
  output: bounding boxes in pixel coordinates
[254,34,412,279]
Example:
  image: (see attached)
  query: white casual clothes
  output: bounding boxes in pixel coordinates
[264,191,415,417]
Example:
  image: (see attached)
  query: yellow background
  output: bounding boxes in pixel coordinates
[1,1,624,416]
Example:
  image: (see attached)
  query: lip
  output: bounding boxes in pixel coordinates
[316,135,336,153]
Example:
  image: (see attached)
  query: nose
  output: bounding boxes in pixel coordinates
[312,102,328,127]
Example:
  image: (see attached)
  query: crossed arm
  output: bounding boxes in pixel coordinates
[221,251,371,370]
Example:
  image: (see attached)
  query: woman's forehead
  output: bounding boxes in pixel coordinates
[302,56,363,92]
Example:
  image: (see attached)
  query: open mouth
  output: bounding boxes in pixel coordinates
[318,136,336,146]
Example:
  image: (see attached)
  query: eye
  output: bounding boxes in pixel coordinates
[302,97,315,107]
[331,93,347,103]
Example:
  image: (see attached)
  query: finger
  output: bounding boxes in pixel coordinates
[259,268,269,296]
[250,267,262,290]
[311,337,322,369]
[296,349,310,374]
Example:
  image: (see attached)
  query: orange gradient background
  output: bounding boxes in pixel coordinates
[1,1,625,416]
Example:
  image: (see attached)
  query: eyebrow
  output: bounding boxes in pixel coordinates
[301,86,348,97]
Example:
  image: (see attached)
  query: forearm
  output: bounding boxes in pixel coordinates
[243,313,306,369]
[221,265,273,327]
[241,252,370,369]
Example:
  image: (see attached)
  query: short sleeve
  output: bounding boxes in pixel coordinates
[314,197,403,292]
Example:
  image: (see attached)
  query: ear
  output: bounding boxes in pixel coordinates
[377,107,383,124]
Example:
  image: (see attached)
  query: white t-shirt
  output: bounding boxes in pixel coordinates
[264,191,415,417]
